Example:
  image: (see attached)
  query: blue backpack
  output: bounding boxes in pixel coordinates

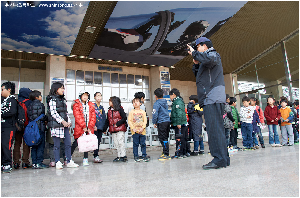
[24,114,44,146]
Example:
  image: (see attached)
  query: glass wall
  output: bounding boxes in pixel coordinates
[65,69,150,115]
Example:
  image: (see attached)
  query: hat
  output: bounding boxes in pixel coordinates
[195,37,211,46]
[79,90,90,100]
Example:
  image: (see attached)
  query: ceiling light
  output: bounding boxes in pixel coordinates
[85,26,96,33]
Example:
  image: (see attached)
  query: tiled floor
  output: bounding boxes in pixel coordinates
[1,141,299,197]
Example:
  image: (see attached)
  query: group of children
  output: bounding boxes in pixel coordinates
[1,80,299,173]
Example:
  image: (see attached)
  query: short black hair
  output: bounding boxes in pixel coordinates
[229,97,236,105]
[94,92,102,97]
[281,99,288,104]
[1,81,15,95]
[294,100,299,106]
[250,97,256,101]
[287,101,293,107]
[132,98,141,104]
[200,41,213,48]
[189,95,198,103]
[154,88,164,98]
[29,90,41,101]
[134,92,145,99]
[169,88,180,97]
[242,96,250,102]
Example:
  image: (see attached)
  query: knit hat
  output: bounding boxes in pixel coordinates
[79,90,90,100]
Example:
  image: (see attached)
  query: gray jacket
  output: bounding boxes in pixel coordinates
[192,47,226,107]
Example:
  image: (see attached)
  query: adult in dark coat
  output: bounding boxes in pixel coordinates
[187,37,230,169]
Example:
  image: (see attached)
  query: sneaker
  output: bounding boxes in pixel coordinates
[83,158,89,166]
[94,156,103,163]
[32,164,37,169]
[282,144,288,146]
[255,145,259,149]
[178,155,184,159]
[139,156,143,160]
[134,156,140,162]
[250,147,256,150]
[120,157,127,162]
[67,160,79,168]
[56,161,63,169]
[261,144,265,148]
[158,154,168,161]
[271,144,276,147]
[171,155,179,159]
[288,144,294,146]
[186,153,191,157]
[143,156,150,162]
[49,162,56,167]
[113,157,121,162]
[39,163,49,168]
[190,152,199,156]
[275,144,282,147]
[199,150,205,154]
[183,155,187,158]
[14,163,20,169]
[22,163,31,169]
[2,165,12,173]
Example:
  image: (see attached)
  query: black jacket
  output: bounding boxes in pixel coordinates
[1,95,18,128]
[192,47,226,107]
[27,100,47,132]
[46,95,68,128]
[187,102,203,141]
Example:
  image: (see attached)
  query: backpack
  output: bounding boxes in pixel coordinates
[19,99,30,126]
[24,114,44,146]
[16,99,26,129]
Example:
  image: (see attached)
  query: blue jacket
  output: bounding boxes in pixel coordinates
[18,88,32,107]
[192,47,226,107]
[94,103,106,131]
[252,110,261,133]
[152,99,170,124]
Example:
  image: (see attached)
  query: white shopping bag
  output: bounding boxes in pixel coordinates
[77,132,98,152]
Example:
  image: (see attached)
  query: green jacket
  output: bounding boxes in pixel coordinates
[230,106,240,129]
[171,97,187,126]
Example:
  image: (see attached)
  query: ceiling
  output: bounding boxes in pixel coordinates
[1,1,299,86]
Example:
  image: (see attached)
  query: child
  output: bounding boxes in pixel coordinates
[224,94,235,148]
[107,96,127,162]
[250,102,261,150]
[27,90,49,169]
[229,97,240,149]
[293,101,299,143]
[250,97,265,148]
[93,92,106,163]
[187,95,204,156]
[239,96,255,150]
[71,91,96,166]
[169,88,188,158]
[152,88,171,160]
[279,99,294,146]
[13,87,32,169]
[128,98,149,162]
[47,82,79,169]
[1,81,18,173]
[264,96,282,147]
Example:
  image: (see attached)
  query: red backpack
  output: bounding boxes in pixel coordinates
[19,99,29,127]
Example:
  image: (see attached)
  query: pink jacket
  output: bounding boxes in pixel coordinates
[255,106,264,124]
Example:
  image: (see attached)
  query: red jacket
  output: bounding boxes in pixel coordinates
[264,105,281,125]
[73,99,96,139]
[107,107,127,133]
[255,105,264,124]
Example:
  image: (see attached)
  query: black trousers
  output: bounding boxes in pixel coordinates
[93,130,103,157]
[1,127,16,166]
[71,138,88,159]
[203,103,230,167]
[230,128,238,147]
[157,122,170,156]
[175,125,188,156]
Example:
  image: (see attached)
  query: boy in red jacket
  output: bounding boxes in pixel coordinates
[264,96,282,147]
[71,91,96,166]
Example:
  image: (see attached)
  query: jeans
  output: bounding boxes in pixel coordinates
[268,125,280,144]
[224,128,230,147]
[252,132,258,146]
[281,124,294,145]
[132,133,146,157]
[175,125,188,156]
[241,122,253,148]
[31,131,45,164]
[292,123,299,141]
[257,128,264,145]
[194,139,204,151]
[52,128,72,163]
[93,130,103,158]
[203,103,229,167]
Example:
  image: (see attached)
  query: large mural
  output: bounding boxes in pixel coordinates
[1,1,89,55]
[89,1,247,66]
